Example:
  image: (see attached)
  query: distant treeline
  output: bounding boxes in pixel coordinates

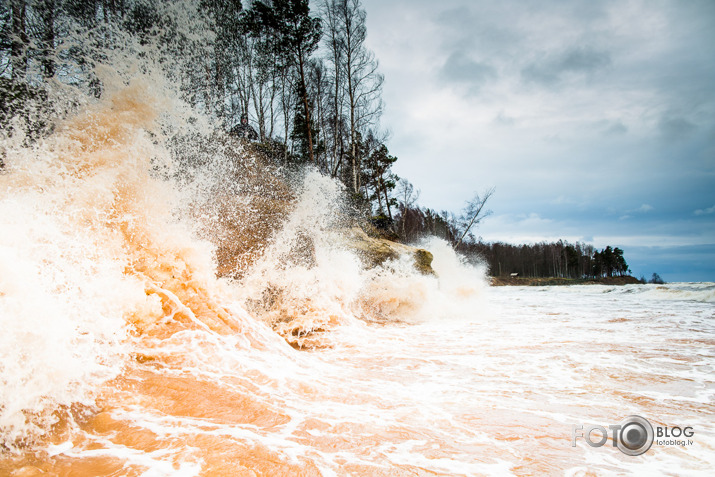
[463,242,629,279]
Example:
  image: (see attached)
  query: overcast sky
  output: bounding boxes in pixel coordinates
[359,0,715,282]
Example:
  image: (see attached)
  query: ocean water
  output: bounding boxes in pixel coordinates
[1,50,713,477]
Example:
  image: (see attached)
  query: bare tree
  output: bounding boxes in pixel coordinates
[397,179,419,207]
[323,0,383,193]
[230,28,281,140]
[455,187,495,246]
[277,61,297,161]
[396,178,420,238]
[320,0,346,177]
[251,40,281,141]
[307,57,331,170]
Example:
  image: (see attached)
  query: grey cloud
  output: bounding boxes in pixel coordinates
[560,48,610,71]
[440,50,496,91]
[658,116,697,140]
[603,121,627,136]
[522,47,611,86]
[435,6,475,32]
[494,111,516,126]
[434,5,518,52]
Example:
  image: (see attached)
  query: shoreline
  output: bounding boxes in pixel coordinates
[490,276,643,286]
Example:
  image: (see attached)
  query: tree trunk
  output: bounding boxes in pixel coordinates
[11,0,28,83]
[331,47,341,177]
[347,51,358,192]
[350,98,357,192]
[381,176,393,220]
[39,0,56,79]
[297,48,315,163]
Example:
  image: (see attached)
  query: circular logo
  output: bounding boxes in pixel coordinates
[617,415,654,456]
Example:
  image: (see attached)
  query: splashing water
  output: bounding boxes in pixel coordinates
[0,79,166,447]
[0,50,493,466]
[1,28,713,477]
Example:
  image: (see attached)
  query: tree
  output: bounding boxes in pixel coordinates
[395,178,420,239]
[0,4,10,77]
[364,141,398,220]
[455,187,494,246]
[323,0,383,193]
[36,0,56,78]
[63,0,101,27]
[290,76,324,162]
[459,240,635,280]
[200,0,244,121]
[245,0,322,163]
[10,0,28,82]
[320,0,346,177]
[612,247,628,276]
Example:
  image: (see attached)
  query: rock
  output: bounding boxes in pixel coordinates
[342,227,434,275]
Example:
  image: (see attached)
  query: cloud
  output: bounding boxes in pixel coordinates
[637,204,654,213]
[439,50,496,92]
[658,115,697,140]
[521,46,611,87]
[620,204,655,220]
[435,6,479,39]
[603,121,628,136]
[694,205,715,216]
[493,111,516,126]
[434,5,518,52]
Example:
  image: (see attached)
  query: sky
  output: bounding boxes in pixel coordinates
[359,0,715,282]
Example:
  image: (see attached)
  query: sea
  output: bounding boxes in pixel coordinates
[1,45,713,477]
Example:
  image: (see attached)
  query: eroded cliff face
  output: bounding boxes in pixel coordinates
[197,140,433,281]
[192,151,436,349]
[177,138,295,279]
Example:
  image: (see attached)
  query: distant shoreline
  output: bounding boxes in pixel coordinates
[490,276,643,286]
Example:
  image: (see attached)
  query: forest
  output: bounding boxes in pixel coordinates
[1,0,635,280]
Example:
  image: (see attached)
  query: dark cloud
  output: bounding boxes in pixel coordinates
[521,47,611,86]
